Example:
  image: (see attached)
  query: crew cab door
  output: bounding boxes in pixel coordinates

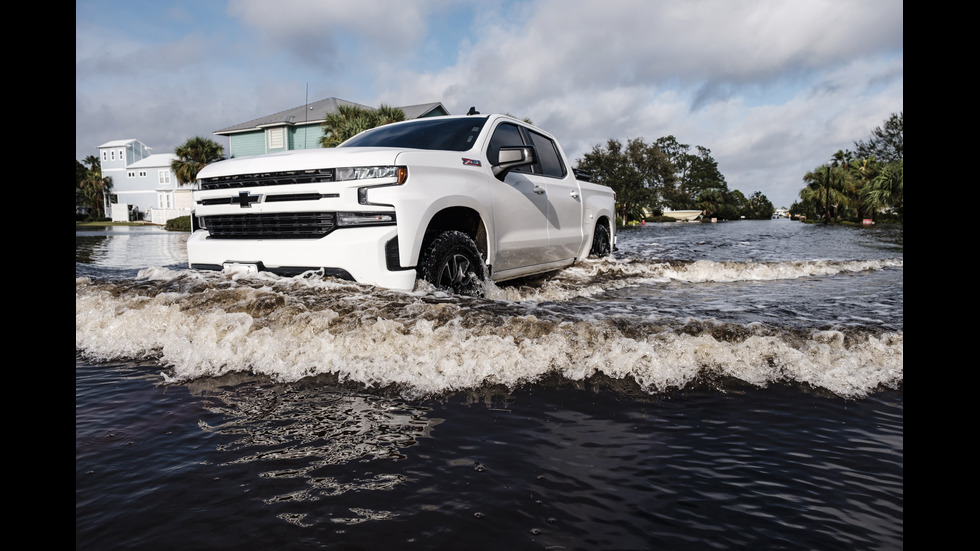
[485,122,550,272]
[522,128,584,262]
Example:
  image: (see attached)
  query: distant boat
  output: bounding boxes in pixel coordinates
[662,209,703,222]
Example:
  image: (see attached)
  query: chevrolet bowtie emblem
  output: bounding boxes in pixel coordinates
[237,191,260,208]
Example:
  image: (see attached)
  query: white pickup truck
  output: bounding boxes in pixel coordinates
[187,113,616,294]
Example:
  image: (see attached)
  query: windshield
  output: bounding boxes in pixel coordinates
[339,117,488,151]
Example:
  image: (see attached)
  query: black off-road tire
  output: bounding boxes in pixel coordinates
[589,222,611,257]
[419,231,487,295]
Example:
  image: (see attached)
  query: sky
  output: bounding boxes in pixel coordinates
[76,0,903,209]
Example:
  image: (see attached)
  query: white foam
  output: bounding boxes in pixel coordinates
[76,268,903,399]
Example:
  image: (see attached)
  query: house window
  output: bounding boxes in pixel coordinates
[139,171,147,178]
[128,171,135,178]
[158,192,173,209]
[159,170,171,186]
[102,151,108,161]
[268,127,284,149]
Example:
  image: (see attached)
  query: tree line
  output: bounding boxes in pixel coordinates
[575,136,773,222]
[792,112,903,223]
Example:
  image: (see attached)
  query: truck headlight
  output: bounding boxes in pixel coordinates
[336,212,397,226]
[335,166,408,184]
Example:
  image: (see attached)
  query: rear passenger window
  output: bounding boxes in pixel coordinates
[526,130,566,178]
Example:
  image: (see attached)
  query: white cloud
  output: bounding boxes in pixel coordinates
[224,0,449,68]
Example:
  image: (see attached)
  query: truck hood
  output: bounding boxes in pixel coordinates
[198,147,407,179]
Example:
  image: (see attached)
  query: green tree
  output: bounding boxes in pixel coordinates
[725,189,748,219]
[171,137,225,185]
[831,149,856,219]
[577,138,674,223]
[371,104,405,127]
[654,135,690,207]
[83,155,100,172]
[654,137,728,209]
[847,155,881,220]
[76,160,89,212]
[744,191,775,219]
[696,188,726,218]
[319,104,405,147]
[854,112,903,163]
[800,163,847,222]
[798,112,904,223]
[77,155,111,217]
[79,173,112,218]
[685,146,728,205]
[862,159,903,220]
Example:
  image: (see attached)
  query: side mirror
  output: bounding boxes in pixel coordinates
[492,146,536,180]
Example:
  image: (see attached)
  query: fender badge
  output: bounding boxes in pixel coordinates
[462,158,482,167]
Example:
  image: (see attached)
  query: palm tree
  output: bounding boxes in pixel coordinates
[848,156,881,220]
[862,159,903,218]
[83,155,100,172]
[320,105,372,148]
[371,104,406,127]
[800,165,846,222]
[696,188,725,218]
[77,155,110,218]
[171,137,225,186]
[79,174,112,218]
[828,150,856,221]
[319,104,405,147]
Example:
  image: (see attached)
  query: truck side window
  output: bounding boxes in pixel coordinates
[487,123,526,169]
[526,130,567,178]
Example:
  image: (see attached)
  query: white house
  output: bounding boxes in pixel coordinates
[98,139,191,225]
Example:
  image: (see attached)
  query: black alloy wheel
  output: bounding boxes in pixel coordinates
[589,223,611,257]
[420,230,486,295]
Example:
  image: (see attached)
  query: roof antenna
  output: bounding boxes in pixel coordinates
[467,106,480,115]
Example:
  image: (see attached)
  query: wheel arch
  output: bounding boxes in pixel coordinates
[419,206,489,263]
[587,214,614,257]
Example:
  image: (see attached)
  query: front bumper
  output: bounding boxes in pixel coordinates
[186,225,418,291]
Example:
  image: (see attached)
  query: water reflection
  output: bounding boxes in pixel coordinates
[75,225,189,269]
[183,375,442,519]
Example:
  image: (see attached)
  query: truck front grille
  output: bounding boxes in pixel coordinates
[200,169,336,191]
[201,212,337,239]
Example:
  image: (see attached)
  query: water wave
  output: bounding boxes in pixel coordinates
[75,259,903,399]
[483,256,903,302]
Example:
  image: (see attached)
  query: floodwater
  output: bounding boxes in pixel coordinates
[76,220,902,550]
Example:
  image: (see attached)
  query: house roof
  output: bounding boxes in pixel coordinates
[99,139,141,148]
[215,97,448,135]
[129,153,177,169]
[399,102,450,119]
